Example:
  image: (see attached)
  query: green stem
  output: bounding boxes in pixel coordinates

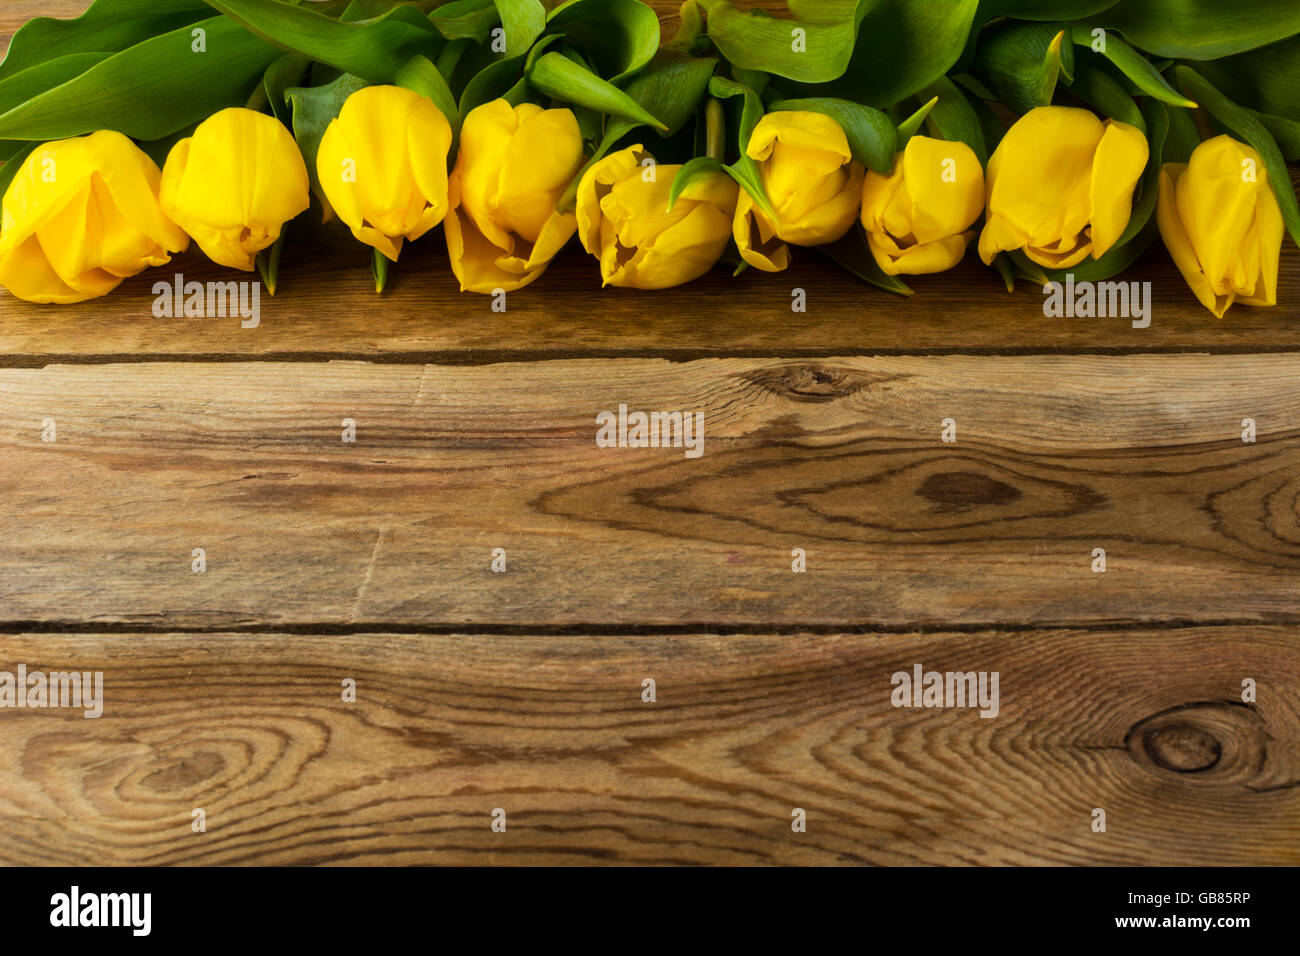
[705,98,725,162]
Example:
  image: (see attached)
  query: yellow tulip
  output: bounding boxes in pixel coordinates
[860,135,985,275]
[0,130,187,304]
[1157,135,1283,318]
[160,107,309,273]
[734,110,865,272]
[317,85,452,262]
[978,105,1148,269]
[576,145,738,289]
[446,99,584,293]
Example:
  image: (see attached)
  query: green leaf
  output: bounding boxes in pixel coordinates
[1067,58,1145,132]
[1191,34,1300,124]
[0,17,281,141]
[816,0,982,106]
[457,51,527,118]
[527,52,667,130]
[819,225,914,296]
[705,0,978,106]
[260,52,310,125]
[919,76,987,164]
[972,22,1068,116]
[0,143,39,201]
[617,50,718,137]
[286,71,370,214]
[546,0,661,82]
[768,97,896,173]
[1069,24,1196,108]
[1090,0,1300,60]
[709,74,778,222]
[1163,99,1199,163]
[0,0,210,80]
[895,96,938,144]
[494,0,547,57]
[394,55,459,132]
[1256,111,1300,162]
[430,0,500,42]
[201,0,441,84]
[1176,65,1300,249]
[0,52,114,118]
[698,0,871,84]
[954,0,1120,73]
[668,156,725,210]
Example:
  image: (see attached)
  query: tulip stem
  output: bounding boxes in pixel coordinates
[372,248,390,295]
[705,98,725,162]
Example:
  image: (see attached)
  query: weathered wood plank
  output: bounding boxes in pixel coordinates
[3,356,1299,628]
[0,627,1294,866]
[2,229,1299,362]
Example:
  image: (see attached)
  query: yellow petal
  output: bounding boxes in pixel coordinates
[0,234,122,303]
[747,110,852,166]
[497,105,583,242]
[902,136,984,244]
[771,162,864,246]
[1157,163,1230,317]
[1236,162,1284,308]
[1087,119,1148,258]
[734,189,790,272]
[1175,135,1263,298]
[576,145,644,254]
[1,130,184,302]
[985,106,1103,255]
[869,231,971,275]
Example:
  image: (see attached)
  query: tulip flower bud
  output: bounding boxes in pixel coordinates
[978,106,1148,269]
[860,135,985,275]
[445,99,585,293]
[317,85,453,262]
[1157,135,1283,317]
[160,107,309,272]
[0,130,188,304]
[576,145,738,289]
[734,110,865,272]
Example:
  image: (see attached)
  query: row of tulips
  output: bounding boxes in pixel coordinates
[2,82,1282,317]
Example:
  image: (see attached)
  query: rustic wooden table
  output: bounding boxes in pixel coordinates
[2,1,1298,866]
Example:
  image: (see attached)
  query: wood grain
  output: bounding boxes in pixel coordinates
[3,356,1300,629]
[5,0,1300,870]
[0,627,1295,866]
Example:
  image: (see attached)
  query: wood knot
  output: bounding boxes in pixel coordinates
[1126,702,1269,784]
[1142,724,1221,772]
[742,364,895,403]
[916,471,1023,510]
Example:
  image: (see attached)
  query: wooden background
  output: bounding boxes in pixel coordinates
[1,1,1298,866]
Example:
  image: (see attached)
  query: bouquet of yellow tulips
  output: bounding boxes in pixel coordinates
[0,0,1297,318]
